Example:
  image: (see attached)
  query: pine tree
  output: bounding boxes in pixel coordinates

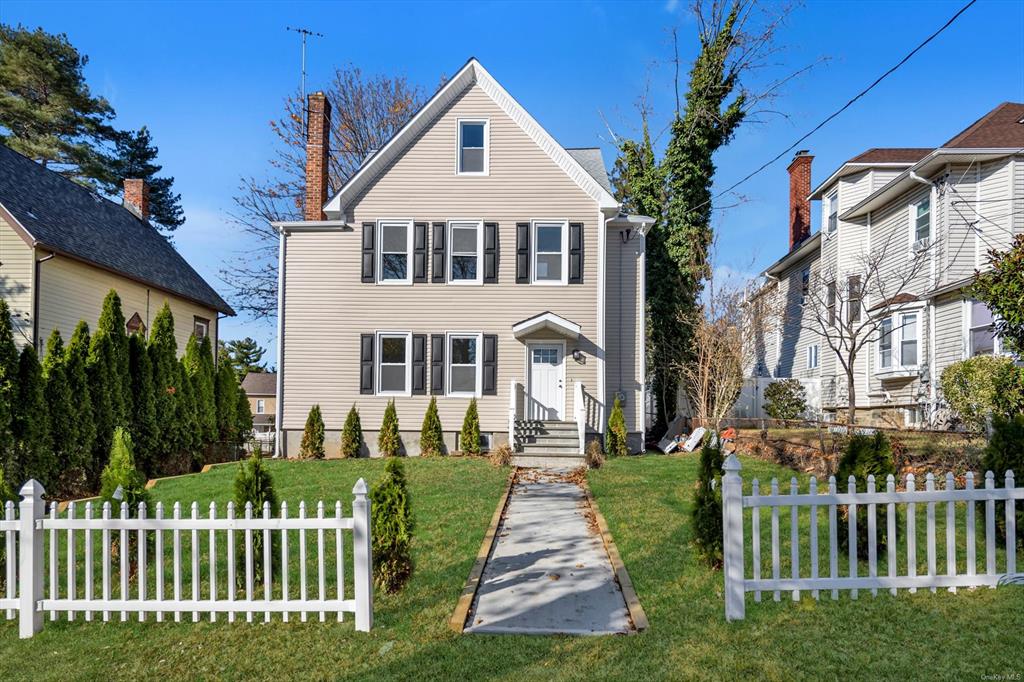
[233,444,278,585]
[378,400,401,457]
[214,361,239,441]
[184,334,217,446]
[370,458,413,593]
[127,332,158,476]
[0,25,116,186]
[605,397,629,458]
[94,290,130,424]
[419,396,444,457]
[299,404,325,459]
[98,427,149,511]
[340,404,363,458]
[222,337,268,381]
[459,398,480,456]
[42,330,75,493]
[12,345,52,485]
[65,322,95,473]
[236,387,253,444]
[0,300,18,479]
[102,127,183,233]
[148,302,179,464]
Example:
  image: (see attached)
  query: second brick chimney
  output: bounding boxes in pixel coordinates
[787,150,813,250]
[304,91,332,221]
[123,179,149,221]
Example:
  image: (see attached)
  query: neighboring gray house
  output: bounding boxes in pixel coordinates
[744,102,1023,426]
[272,58,652,461]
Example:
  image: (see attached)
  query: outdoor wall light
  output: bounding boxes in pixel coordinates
[571,349,585,363]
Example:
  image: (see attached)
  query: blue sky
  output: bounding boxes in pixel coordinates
[3,0,1023,359]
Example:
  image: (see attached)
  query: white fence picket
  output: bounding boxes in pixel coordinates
[5,477,373,637]
[721,455,1024,621]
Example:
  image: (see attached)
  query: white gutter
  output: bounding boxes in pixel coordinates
[908,170,932,186]
[274,229,286,458]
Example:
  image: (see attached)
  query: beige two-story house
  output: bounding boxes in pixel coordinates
[747,102,1023,426]
[273,58,651,461]
[0,144,233,355]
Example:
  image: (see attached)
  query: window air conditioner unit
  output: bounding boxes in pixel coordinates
[912,237,930,253]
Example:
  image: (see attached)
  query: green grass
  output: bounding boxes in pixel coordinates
[1,455,1021,680]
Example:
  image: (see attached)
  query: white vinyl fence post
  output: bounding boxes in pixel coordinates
[18,480,45,639]
[722,454,745,622]
[352,478,374,632]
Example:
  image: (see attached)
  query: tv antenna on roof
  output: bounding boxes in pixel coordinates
[286,26,325,118]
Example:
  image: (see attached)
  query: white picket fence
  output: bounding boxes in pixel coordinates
[721,454,1022,621]
[2,478,373,638]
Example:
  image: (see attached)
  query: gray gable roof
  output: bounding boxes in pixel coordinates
[241,371,276,396]
[0,144,233,315]
[565,148,612,195]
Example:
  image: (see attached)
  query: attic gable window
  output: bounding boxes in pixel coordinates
[193,316,210,339]
[457,119,488,175]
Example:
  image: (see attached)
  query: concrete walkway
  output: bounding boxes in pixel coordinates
[465,470,632,635]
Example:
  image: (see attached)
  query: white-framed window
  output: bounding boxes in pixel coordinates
[376,332,412,395]
[447,332,482,397]
[532,220,568,284]
[256,399,265,414]
[193,316,210,339]
[457,119,488,175]
[910,196,931,250]
[448,220,483,284]
[378,219,413,284]
[968,299,1002,356]
[826,192,838,235]
[800,267,810,305]
[807,344,819,370]
[877,312,920,372]
[826,281,837,326]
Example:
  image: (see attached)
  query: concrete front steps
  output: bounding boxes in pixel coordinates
[513,420,584,469]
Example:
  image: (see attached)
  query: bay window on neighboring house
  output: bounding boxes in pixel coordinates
[377,332,412,395]
[877,311,920,373]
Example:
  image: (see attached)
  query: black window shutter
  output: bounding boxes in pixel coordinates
[359,333,374,394]
[413,222,428,283]
[431,222,446,283]
[515,222,530,283]
[483,221,498,283]
[412,334,426,394]
[430,334,445,394]
[361,222,375,283]
[482,334,497,395]
[569,222,583,283]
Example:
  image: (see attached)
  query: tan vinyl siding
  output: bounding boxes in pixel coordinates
[977,158,1013,254]
[251,396,276,416]
[933,293,965,379]
[605,226,642,432]
[282,83,610,447]
[37,254,218,355]
[0,217,33,348]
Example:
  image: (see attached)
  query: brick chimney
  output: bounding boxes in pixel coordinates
[123,179,149,221]
[304,91,332,221]
[787,150,813,249]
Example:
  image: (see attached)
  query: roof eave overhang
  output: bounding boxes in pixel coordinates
[763,232,821,277]
[841,148,1021,220]
[606,213,656,235]
[322,58,619,217]
[808,162,917,200]
[512,312,581,340]
[272,220,352,234]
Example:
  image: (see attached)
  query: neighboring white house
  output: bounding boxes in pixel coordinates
[272,58,652,459]
[745,102,1023,426]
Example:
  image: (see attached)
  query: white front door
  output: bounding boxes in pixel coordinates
[528,343,564,420]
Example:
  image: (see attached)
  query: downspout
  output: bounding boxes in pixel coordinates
[274,228,287,458]
[638,226,647,449]
[32,251,55,352]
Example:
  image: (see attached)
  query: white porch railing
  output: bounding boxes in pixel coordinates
[721,454,1022,621]
[574,381,586,455]
[508,379,522,450]
[3,478,373,638]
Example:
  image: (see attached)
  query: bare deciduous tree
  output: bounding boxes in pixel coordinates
[221,66,428,319]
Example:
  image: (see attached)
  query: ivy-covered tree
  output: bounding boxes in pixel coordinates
[127,332,158,476]
[419,396,444,457]
[214,360,239,442]
[65,321,96,473]
[42,330,75,491]
[12,345,52,485]
[183,334,217,444]
[0,300,18,478]
[970,233,1024,354]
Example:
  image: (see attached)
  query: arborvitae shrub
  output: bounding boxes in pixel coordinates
[235,387,253,444]
[984,414,1024,549]
[214,361,239,441]
[763,379,807,420]
[233,444,278,586]
[378,400,401,457]
[127,333,157,476]
[42,330,75,494]
[460,398,480,455]
[0,300,18,482]
[606,396,628,458]
[585,439,605,469]
[99,427,150,512]
[95,289,130,426]
[66,322,96,474]
[13,344,52,486]
[836,432,897,559]
[340,404,363,458]
[419,396,444,457]
[370,458,413,593]
[299,404,325,459]
[184,334,217,445]
[692,438,724,568]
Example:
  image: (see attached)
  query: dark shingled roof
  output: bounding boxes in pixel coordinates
[846,148,932,164]
[943,102,1024,149]
[565,148,613,195]
[0,144,233,315]
[241,371,277,396]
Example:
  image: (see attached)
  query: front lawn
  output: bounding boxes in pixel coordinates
[1,455,1020,680]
